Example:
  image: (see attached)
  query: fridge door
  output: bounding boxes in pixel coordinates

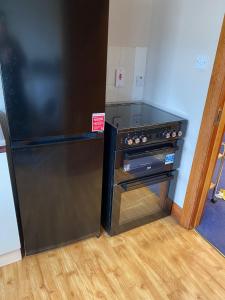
[12,136,104,255]
[0,0,109,141]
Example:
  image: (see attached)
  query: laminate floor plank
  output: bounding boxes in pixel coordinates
[1,217,225,300]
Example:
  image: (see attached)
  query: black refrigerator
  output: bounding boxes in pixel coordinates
[0,0,109,255]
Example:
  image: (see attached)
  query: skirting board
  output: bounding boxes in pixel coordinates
[0,250,22,268]
[171,203,182,223]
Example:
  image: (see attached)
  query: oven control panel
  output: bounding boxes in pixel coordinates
[119,124,184,149]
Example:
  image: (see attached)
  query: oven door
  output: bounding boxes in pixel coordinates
[110,172,174,235]
[115,143,178,183]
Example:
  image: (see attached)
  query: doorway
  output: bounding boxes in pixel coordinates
[196,132,225,254]
[180,16,225,230]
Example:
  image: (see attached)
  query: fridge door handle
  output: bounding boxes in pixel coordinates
[11,132,104,149]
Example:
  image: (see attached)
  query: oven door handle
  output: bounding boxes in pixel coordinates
[125,146,179,160]
[121,173,174,192]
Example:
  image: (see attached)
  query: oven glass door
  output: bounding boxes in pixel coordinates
[111,172,174,233]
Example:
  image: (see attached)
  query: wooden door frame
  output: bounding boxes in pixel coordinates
[180,16,225,229]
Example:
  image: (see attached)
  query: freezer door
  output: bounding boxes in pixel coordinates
[12,137,104,255]
[0,0,109,141]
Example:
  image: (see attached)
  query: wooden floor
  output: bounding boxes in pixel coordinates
[1,217,225,300]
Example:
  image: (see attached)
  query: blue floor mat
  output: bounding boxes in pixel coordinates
[196,197,225,255]
[196,134,225,255]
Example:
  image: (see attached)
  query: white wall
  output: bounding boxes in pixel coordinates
[106,0,152,102]
[108,0,152,47]
[0,152,21,266]
[0,76,5,112]
[144,0,225,207]
[0,152,21,255]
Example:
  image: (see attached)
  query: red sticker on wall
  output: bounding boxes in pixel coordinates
[92,113,105,132]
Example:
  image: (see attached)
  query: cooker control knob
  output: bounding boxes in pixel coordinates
[172,131,177,138]
[134,137,141,145]
[126,138,133,146]
[178,130,183,137]
[164,131,171,139]
[141,136,148,143]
